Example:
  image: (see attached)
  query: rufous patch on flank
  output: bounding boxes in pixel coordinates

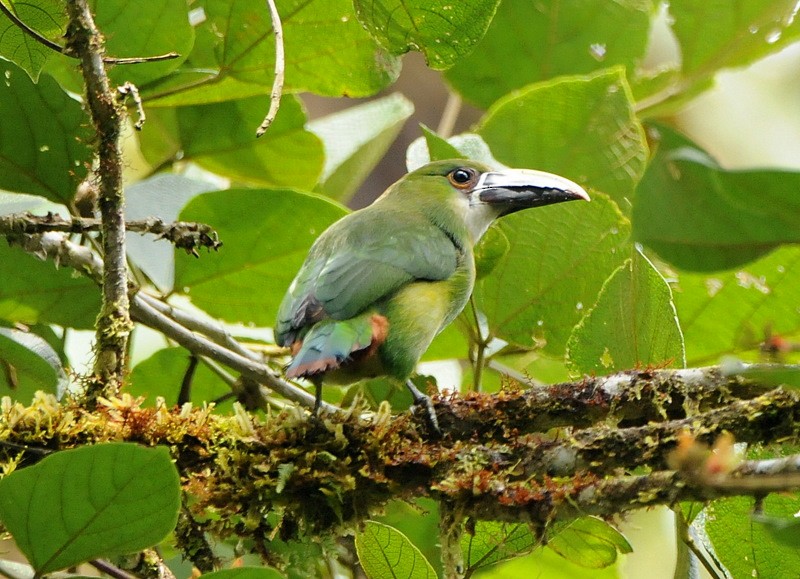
[366,314,390,357]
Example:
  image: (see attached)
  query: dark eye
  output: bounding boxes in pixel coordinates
[448,168,476,188]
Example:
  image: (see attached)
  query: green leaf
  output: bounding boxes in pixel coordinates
[733,363,800,389]
[547,517,632,569]
[174,188,347,325]
[479,542,621,578]
[353,0,500,70]
[477,68,648,207]
[355,521,437,579]
[144,0,400,105]
[633,125,800,271]
[420,126,462,162]
[309,93,414,203]
[707,494,800,579]
[475,193,629,355]
[566,248,685,375]
[94,0,193,87]
[672,246,800,365]
[462,521,537,572]
[670,0,800,75]
[128,347,233,411]
[201,568,284,579]
[0,326,66,402]
[406,131,499,172]
[753,513,800,547]
[0,443,181,575]
[446,0,654,108]
[0,0,66,81]
[0,242,100,329]
[145,95,323,189]
[0,61,92,203]
[125,174,219,292]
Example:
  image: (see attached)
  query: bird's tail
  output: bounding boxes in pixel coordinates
[285,313,388,379]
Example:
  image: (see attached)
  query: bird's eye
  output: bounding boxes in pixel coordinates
[448,168,476,189]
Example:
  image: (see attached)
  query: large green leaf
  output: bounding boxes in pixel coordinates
[462,521,537,573]
[707,493,800,578]
[0,326,66,402]
[633,125,800,271]
[309,93,414,203]
[0,443,181,575]
[142,95,323,189]
[144,0,400,105]
[566,249,685,375]
[0,0,66,81]
[672,246,800,365]
[353,0,500,70]
[94,0,193,86]
[174,188,347,325]
[477,68,648,208]
[446,0,653,108]
[355,521,436,579]
[547,517,632,569]
[475,193,629,355]
[0,61,92,203]
[670,0,800,75]
[0,242,100,329]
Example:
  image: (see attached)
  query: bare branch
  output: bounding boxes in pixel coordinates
[255,0,285,137]
[0,212,222,254]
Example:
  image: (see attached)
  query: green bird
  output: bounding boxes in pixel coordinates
[275,159,589,419]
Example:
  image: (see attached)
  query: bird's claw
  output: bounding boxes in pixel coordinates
[406,379,441,435]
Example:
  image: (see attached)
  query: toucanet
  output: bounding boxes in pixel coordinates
[275,159,589,421]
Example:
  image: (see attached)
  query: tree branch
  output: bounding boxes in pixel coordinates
[0,212,222,255]
[64,0,131,399]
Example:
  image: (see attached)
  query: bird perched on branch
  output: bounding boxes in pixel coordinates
[275,159,589,423]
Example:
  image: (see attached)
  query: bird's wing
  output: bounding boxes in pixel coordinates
[275,211,458,346]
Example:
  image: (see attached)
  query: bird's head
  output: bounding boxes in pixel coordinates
[391,159,590,243]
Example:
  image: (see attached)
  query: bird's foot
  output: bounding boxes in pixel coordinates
[405,379,441,435]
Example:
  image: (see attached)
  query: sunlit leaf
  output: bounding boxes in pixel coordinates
[566,248,685,375]
[462,521,537,572]
[548,517,632,569]
[353,0,500,69]
[355,521,437,579]
[145,0,400,105]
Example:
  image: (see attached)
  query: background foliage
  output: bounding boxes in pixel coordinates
[1,0,800,577]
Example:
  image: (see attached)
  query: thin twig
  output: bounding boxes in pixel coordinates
[89,559,139,579]
[118,82,146,130]
[255,0,285,137]
[178,354,199,405]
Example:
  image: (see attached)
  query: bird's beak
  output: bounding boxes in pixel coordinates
[472,169,590,215]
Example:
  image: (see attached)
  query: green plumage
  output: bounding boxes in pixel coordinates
[275,159,589,403]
